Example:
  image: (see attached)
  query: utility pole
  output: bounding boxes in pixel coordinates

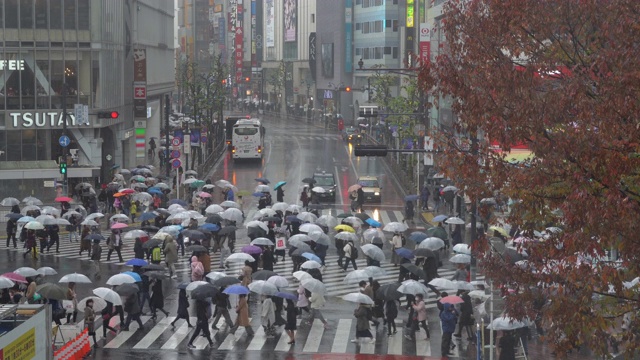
[164,94,171,178]
[61,83,69,196]
[469,133,479,281]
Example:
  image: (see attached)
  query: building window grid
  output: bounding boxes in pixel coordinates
[358,20,386,34]
[356,46,398,60]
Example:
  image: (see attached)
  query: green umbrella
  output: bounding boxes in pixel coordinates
[189,180,206,188]
[426,226,448,240]
[336,213,352,218]
[131,175,146,183]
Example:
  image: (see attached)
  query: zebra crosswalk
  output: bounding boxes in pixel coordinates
[269,135,342,142]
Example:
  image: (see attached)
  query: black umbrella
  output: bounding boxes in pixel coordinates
[145,271,168,280]
[115,283,140,296]
[186,245,207,253]
[191,283,218,300]
[292,248,313,257]
[247,227,267,238]
[401,263,426,279]
[206,214,223,224]
[302,178,316,184]
[84,234,105,242]
[376,283,403,301]
[503,247,525,264]
[212,276,241,288]
[307,268,323,281]
[354,213,370,221]
[142,264,165,271]
[218,226,237,236]
[413,248,436,258]
[182,230,206,241]
[36,283,68,300]
[142,239,162,250]
[141,225,160,233]
[5,213,23,221]
[261,216,282,223]
[371,236,384,245]
[177,282,190,290]
[252,270,278,281]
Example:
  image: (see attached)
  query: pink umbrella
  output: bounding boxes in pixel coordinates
[119,188,135,194]
[440,295,464,305]
[242,245,263,255]
[111,222,129,230]
[198,192,212,198]
[1,272,28,284]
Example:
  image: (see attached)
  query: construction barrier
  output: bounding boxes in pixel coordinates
[54,328,91,360]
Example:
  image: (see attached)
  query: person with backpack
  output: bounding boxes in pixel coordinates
[91,239,102,279]
[390,232,403,266]
[150,245,162,265]
[342,240,359,272]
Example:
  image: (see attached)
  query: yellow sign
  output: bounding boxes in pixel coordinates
[0,328,36,360]
[406,0,415,28]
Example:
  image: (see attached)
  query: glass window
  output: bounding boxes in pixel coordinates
[50,0,62,29]
[20,50,36,109]
[36,130,47,160]
[6,131,21,161]
[20,0,34,29]
[5,0,19,28]
[64,0,76,30]
[36,50,51,109]
[0,1,3,27]
[234,127,258,136]
[363,22,370,34]
[392,47,398,59]
[375,20,382,32]
[392,20,399,32]
[385,20,391,28]
[384,46,391,54]
[355,48,361,56]
[35,0,48,29]
[22,130,37,161]
[356,23,361,31]
[0,130,6,162]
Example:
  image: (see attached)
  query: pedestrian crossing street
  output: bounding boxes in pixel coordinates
[269,134,342,142]
[64,315,461,357]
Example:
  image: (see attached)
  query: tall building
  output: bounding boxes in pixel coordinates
[0,0,175,201]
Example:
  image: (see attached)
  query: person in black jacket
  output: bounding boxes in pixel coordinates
[272,295,286,326]
[46,224,60,253]
[101,301,119,338]
[262,247,274,271]
[385,300,398,336]
[171,289,193,328]
[150,279,169,319]
[211,290,233,330]
[187,299,213,348]
[454,290,474,340]
[133,238,145,259]
[6,218,17,248]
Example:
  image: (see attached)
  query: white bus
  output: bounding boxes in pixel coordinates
[231,118,265,160]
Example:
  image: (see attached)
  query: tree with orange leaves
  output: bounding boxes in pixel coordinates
[423,0,640,356]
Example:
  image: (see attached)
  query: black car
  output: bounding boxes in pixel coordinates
[312,171,337,202]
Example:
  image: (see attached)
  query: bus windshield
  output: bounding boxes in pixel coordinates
[234,127,258,136]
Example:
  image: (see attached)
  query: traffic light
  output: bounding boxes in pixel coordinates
[354,145,388,157]
[222,79,227,85]
[245,77,250,82]
[338,87,352,92]
[345,87,351,92]
[59,162,67,174]
[97,111,119,119]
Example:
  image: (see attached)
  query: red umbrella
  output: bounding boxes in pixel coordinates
[440,295,464,305]
[55,196,73,202]
[1,272,28,283]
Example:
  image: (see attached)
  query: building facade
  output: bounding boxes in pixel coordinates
[0,0,174,201]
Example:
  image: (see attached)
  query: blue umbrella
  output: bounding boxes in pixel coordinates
[274,181,287,190]
[432,215,448,223]
[395,247,415,260]
[138,212,158,222]
[365,218,382,228]
[285,216,301,223]
[168,199,188,207]
[147,188,163,195]
[252,192,265,197]
[405,194,420,201]
[5,213,23,220]
[223,285,250,295]
[255,178,270,184]
[275,291,298,301]
[301,252,322,263]
[18,216,36,223]
[122,271,142,282]
[200,223,221,232]
[125,258,148,267]
[409,232,428,243]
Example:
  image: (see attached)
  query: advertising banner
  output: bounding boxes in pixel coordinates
[345,0,353,73]
[309,32,317,80]
[266,0,275,47]
[235,5,244,83]
[419,22,432,64]
[284,0,297,42]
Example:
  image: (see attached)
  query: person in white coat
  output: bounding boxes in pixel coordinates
[309,292,330,329]
[261,295,276,336]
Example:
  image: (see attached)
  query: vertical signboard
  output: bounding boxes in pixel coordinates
[255,0,263,66]
[229,0,237,31]
[251,0,257,67]
[235,4,244,83]
[266,0,275,47]
[219,17,226,63]
[133,49,147,118]
[135,128,146,158]
[406,0,415,28]
[419,22,432,64]
[309,32,317,81]
[345,0,353,73]
[284,0,297,42]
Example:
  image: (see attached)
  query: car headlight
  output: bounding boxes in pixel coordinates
[374,192,380,196]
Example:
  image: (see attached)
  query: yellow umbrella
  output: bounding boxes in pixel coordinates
[334,224,356,233]
[488,226,508,238]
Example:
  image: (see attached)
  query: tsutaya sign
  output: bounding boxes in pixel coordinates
[0,60,25,70]
[8,111,88,129]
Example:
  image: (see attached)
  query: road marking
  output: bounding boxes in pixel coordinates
[302,319,325,353]
[359,336,376,353]
[133,316,174,348]
[416,333,432,356]
[104,316,150,348]
[387,326,404,355]
[330,318,351,353]
[246,324,267,350]
[334,165,345,211]
[160,318,194,349]
[380,211,392,225]
[393,211,405,223]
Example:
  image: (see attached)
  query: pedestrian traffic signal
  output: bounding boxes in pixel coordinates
[97,111,119,119]
[354,145,388,157]
[59,162,67,174]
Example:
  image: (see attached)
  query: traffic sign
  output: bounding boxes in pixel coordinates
[171,137,181,146]
[74,104,89,125]
[171,158,182,169]
[201,136,208,143]
[59,135,71,147]
[171,150,181,159]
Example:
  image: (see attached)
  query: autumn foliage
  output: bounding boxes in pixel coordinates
[423,0,640,356]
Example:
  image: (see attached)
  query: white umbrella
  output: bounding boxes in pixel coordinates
[487,316,530,331]
[86,213,105,220]
[361,244,385,262]
[315,215,338,228]
[221,208,243,223]
[442,185,458,192]
[445,217,465,225]
[289,234,311,244]
[398,280,430,295]
[335,232,358,242]
[468,290,490,301]
[21,205,42,215]
[452,243,471,255]
[167,212,193,222]
[24,221,44,230]
[292,271,313,281]
[363,228,385,243]
[343,270,371,284]
[205,204,224,214]
[62,210,83,219]
[286,204,303,214]
[22,196,43,206]
[271,202,288,212]
[311,186,326,193]
[226,253,255,263]
[59,273,92,284]
[56,218,71,226]
[452,281,476,291]
[124,229,148,241]
[297,212,317,223]
[106,274,136,286]
[450,254,472,264]
[182,178,199,185]
[266,276,289,289]
[186,281,209,292]
[40,206,61,217]
[301,278,326,294]
[248,280,278,295]
[220,201,240,209]
[77,296,107,312]
[92,287,123,305]
[167,204,186,213]
[110,214,130,223]
[383,222,408,233]
[342,217,364,228]
[342,292,374,305]
[36,267,58,276]
[80,219,99,227]
[256,208,277,218]
[205,272,227,281]
[300,223,323,234]
[246,220,269,232]
[301,261,322,269]
[418,237,446,250]
[0,277,15,289]
[429,278,455,289]
[250,238,275,246]
[1,197,20,206]
[14,267,39,277]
